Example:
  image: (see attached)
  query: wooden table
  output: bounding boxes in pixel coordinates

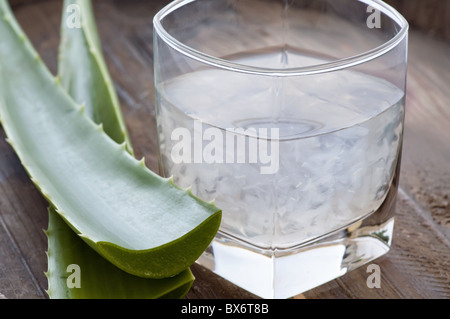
[0,0,448,299]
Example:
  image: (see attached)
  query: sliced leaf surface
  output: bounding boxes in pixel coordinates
[0,0,221,279]
[46,207,194,299]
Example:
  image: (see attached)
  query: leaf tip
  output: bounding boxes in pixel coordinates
[138,157,146,167]
[41,191,52,203]
[184,185,194,196]
[18,32,26,42]
[30,176,39,186]
[165,175,182,190]
[79,102,86,114]
[4,137,13,146]
[119,141,127,151]
[78,233,92,243]
[54,75,61,85]
[165,175,174,183]
[34,53,41,63]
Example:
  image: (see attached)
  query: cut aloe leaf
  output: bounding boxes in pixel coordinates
[46,207,194,299]
[58,0,133,155]
[0,0,221,279]
[46,0,194,299]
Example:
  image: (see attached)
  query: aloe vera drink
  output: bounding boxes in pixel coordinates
[153,0,408,299]
[156,49,404,249]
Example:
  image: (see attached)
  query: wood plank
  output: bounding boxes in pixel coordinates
[304,190,450,299]
[385,0,450,41]
[400,30,450,239]
[0,130,48,299]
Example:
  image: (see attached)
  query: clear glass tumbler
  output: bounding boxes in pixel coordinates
[153,0,408,298]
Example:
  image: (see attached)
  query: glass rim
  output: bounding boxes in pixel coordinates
[153,0,409,76]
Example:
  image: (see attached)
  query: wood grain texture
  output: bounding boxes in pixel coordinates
[0,0,448,299]
[385,0,450,41]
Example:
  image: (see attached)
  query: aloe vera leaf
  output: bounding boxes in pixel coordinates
[45,0,194,299]
[58,0,133,154]
[46,211,195,299]
[0,0,221,279]
[46,207,194,299]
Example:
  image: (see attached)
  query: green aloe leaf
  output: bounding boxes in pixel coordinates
[58,0,133,155]
[46,207,194,299]
[44,0,195,299]
[0,0,221,280]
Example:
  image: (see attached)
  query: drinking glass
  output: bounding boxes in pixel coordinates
[153,0,408,298]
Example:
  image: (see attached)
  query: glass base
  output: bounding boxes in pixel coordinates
[196,188,397,299]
